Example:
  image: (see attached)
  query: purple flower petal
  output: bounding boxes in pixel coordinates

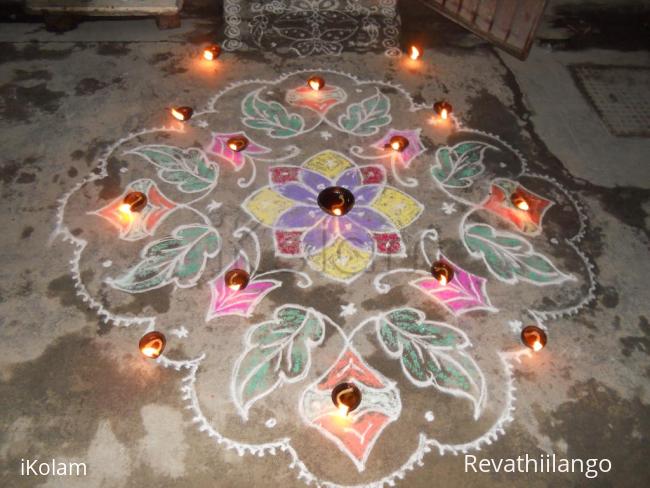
[353,185,381,205]
[336,168,361,189]
[339,219,374,250]
[301,169,331,193]
[348,207,394,232]
[277,206,323,229]
[302,217,337,254]
[275,183,318,204]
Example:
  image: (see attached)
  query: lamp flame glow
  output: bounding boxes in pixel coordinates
[434,101,453,121]
[511,193,530,211]
[332,382,361,417]
[139,331,166,359]
[431,261,454,286]
[317,186,354,217]
[171,106,193,121]
[308,76,325,91]
[521,325,547,352]
[409,46,421,60]
[225,269,250,291]
[388,135,409,152]
[203,44,221,61]
[227,136,248,152]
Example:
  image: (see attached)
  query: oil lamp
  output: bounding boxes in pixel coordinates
[171,106,193,121]
[225,269,250,291]
[118,191,147,222]
[139,331,166,359]
[434,101,453,121]
[431,260,454,286]
[408,45,421,60]
[521,325,547,352]
[203,44,221,61]
[388,135,409,152]
[227,136,249,152]
[317,186,354,217]
[332,382,361,417]
[511,192,530,211]
[307,76,325,91]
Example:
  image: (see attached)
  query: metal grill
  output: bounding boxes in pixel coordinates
[571,65,650,138]
[418,0,548,59]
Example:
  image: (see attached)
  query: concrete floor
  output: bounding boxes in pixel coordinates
[1,1,649,487]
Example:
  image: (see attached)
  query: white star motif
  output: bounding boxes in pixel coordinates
[340,303,357,317]
[441,202,457,215]
[170,326,189,338]
[194,119,208,128]
[508,320,523,334]
[320,131,332,141]
[206,200,222,213]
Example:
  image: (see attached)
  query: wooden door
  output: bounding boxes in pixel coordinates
[419,0,548,59]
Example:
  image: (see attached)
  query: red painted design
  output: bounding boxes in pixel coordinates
[287,85,346,114]
[275,230,303,255]
[271,167,300,184]
[360,166,384,185]
[318,349,384,390]
[483,182,552,234]
[373,232,402,254]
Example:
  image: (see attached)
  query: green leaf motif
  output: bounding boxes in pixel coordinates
[108,225,220,293]
[378,308,485,419]
[338,90,391,135]
[432,141,495,188]
[232,306,324,419]
[464,223,574,285]
[129,146,217,193]
[242,89,305,138]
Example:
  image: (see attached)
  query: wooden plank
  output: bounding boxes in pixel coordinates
[26,0,183,16]
[418,0,547,59]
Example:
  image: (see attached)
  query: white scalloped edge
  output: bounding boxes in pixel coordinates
[158,343,526,488]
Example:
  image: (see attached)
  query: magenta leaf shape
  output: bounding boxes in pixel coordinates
[410,253,497,317]
[208,132,270,171]
[206,255,281,320]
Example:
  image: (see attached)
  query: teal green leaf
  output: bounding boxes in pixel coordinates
[338,90,391,135]
[378,307,485,419]
[232,306,324,419]
[464,223,574,285]
[129,146,217,193]
[108,225,220,292]
[432,141,494,188]
[242,89,304,138]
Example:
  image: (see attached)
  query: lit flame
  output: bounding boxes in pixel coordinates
[441,108,448,120]
[309,79,322,91]
[391,141,401,151]
[118,203,134,223]
[228,283,242,292]
[515,198,530,211]
[203,49,214,61]
[338,403,349,417]
[141,346,160,358]
[228,142,239,151]
[438,275,447,286]
[532,340,543,352]
[409,46,421,60]
[171,108,186,121]
[333,208,342,216]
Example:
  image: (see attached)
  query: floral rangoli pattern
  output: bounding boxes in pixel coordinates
[56,70,596,487]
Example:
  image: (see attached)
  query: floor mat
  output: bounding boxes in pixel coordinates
[222,0,401,57]
[571,64,650,137]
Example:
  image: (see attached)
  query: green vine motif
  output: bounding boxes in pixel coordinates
[463,223,574,285]
[242,88,305,138]
[432,141,495,188]
[107,224,221,293]
[338,89,391,136]
[231,306,325,420]
[127,146,218,193]
[377,308,485,419]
